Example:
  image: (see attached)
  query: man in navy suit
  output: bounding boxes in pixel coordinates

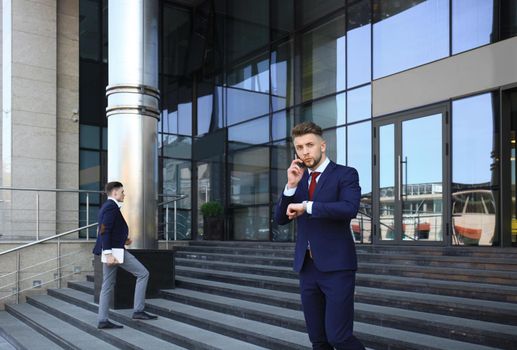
[93,181,157,329]
[275,122,365,350]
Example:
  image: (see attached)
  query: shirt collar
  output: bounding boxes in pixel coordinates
[309,157,330,175]
[108,197,123,209]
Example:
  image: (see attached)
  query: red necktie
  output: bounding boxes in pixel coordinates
[308,172,321,201]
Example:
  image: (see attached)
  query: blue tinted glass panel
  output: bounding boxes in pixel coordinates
[348,121,372,195]
[347,85,371,123]
[272,110,294,141]
[227,55,270,125]
[232,206,270,240]
[302,15,346,101]
[226,88,269,126]
[452,93,497,246]
[163,135,192,159]
[301,92,346,129]
[452,0,494,54]
[80,125,100,149]
[228,117,269,149]
[271,40,293,111]
[373,0,449,79]
[347,0,371,88]
[230,146,270,206]
[323,126,346,166]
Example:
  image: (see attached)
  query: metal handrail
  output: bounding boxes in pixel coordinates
[158,194,188,248]
[0,223,98,304]
[0,187,104,241]
[0,224,98,257]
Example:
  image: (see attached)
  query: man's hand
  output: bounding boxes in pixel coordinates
[287,159,304,189]
[106,254,120,266]
[125,238,132,246]
[286,203,306,220]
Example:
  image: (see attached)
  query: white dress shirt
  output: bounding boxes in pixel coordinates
[283,157,330,214]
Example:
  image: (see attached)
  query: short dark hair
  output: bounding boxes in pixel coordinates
[105,181,123,195]
[291,122,323,139]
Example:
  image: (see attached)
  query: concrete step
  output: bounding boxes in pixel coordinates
[68,280,95,295]
[145,298,311,350]
[154,289,504,349]
[174,245,294,258]
[53,285,499,350]
[175,251,293,267]
[47,288,269,350]
[0,311,64,350]
[25,294,186,350]
[163,283,517,349]
[176,265,517,303]
[189,241,296,251]
[5,303,119,350]
[356,251,517,271]
[177,244,517,271]
[356,245,517,259]
[175,256,517,286]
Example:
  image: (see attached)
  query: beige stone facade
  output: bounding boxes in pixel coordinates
[1,0,79,239]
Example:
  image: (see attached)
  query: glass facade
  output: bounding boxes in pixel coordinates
[79,0,517,245]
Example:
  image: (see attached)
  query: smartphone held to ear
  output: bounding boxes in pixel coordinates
[294,154,306,169]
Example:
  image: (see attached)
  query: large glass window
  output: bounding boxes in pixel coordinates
[347,0,371,88]
[322,126,346,167]
[452,93,498,246]
[162,78,193,136]
[300,92,346,129]
[272,109,294,141]
[228,117,270,150]
[163,5,191,76]
[348,121,372,243]
[271,141,295,241]
[347,85,371,123]
[299,0,345,28]
[452,0,495,54]
[232,206,270,241]
[302,15,346,101]
[226,54,270,125]
[162,158,192,240]
[271,40,294,111]
[373,0,449,78]
[230,146,270,206]
[225,0,269,64]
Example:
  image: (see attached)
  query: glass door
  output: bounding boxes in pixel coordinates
[374,107,447,244]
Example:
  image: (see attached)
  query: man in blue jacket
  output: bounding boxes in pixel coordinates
[275,122,365,350]
[93,181,157,329]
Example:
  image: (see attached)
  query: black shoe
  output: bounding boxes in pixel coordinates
[97,320,123,329]
[132,311,158,320]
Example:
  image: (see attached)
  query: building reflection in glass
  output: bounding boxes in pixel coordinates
[452,93,498,246]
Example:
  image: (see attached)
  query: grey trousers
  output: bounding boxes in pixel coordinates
[97,250,149,323]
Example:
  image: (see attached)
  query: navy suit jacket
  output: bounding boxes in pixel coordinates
[92,199,129,255]
[274,161,361,273]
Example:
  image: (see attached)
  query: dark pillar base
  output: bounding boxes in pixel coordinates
[94,249,175,309]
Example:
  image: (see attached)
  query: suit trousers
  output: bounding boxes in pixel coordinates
[299,253,365,350]
[97,250,149,323]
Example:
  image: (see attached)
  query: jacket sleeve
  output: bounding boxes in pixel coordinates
[100,205,117,251]
[274,192,297,226]
[311,167,361,220]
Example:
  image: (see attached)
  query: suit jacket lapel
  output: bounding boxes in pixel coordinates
[299,171,309,199]
[312,161,336,201]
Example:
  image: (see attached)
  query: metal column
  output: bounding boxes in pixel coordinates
[106,0,159,249]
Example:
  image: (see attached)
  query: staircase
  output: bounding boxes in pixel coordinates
[1,241,516,350]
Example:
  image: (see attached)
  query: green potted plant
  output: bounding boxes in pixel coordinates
[200,201,224,240]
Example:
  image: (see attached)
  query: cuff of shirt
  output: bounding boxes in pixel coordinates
[102,250,112,255]
[306,201,313,215]
[283,185,296,197]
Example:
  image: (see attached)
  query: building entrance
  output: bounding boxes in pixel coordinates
[373,106,448,245]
